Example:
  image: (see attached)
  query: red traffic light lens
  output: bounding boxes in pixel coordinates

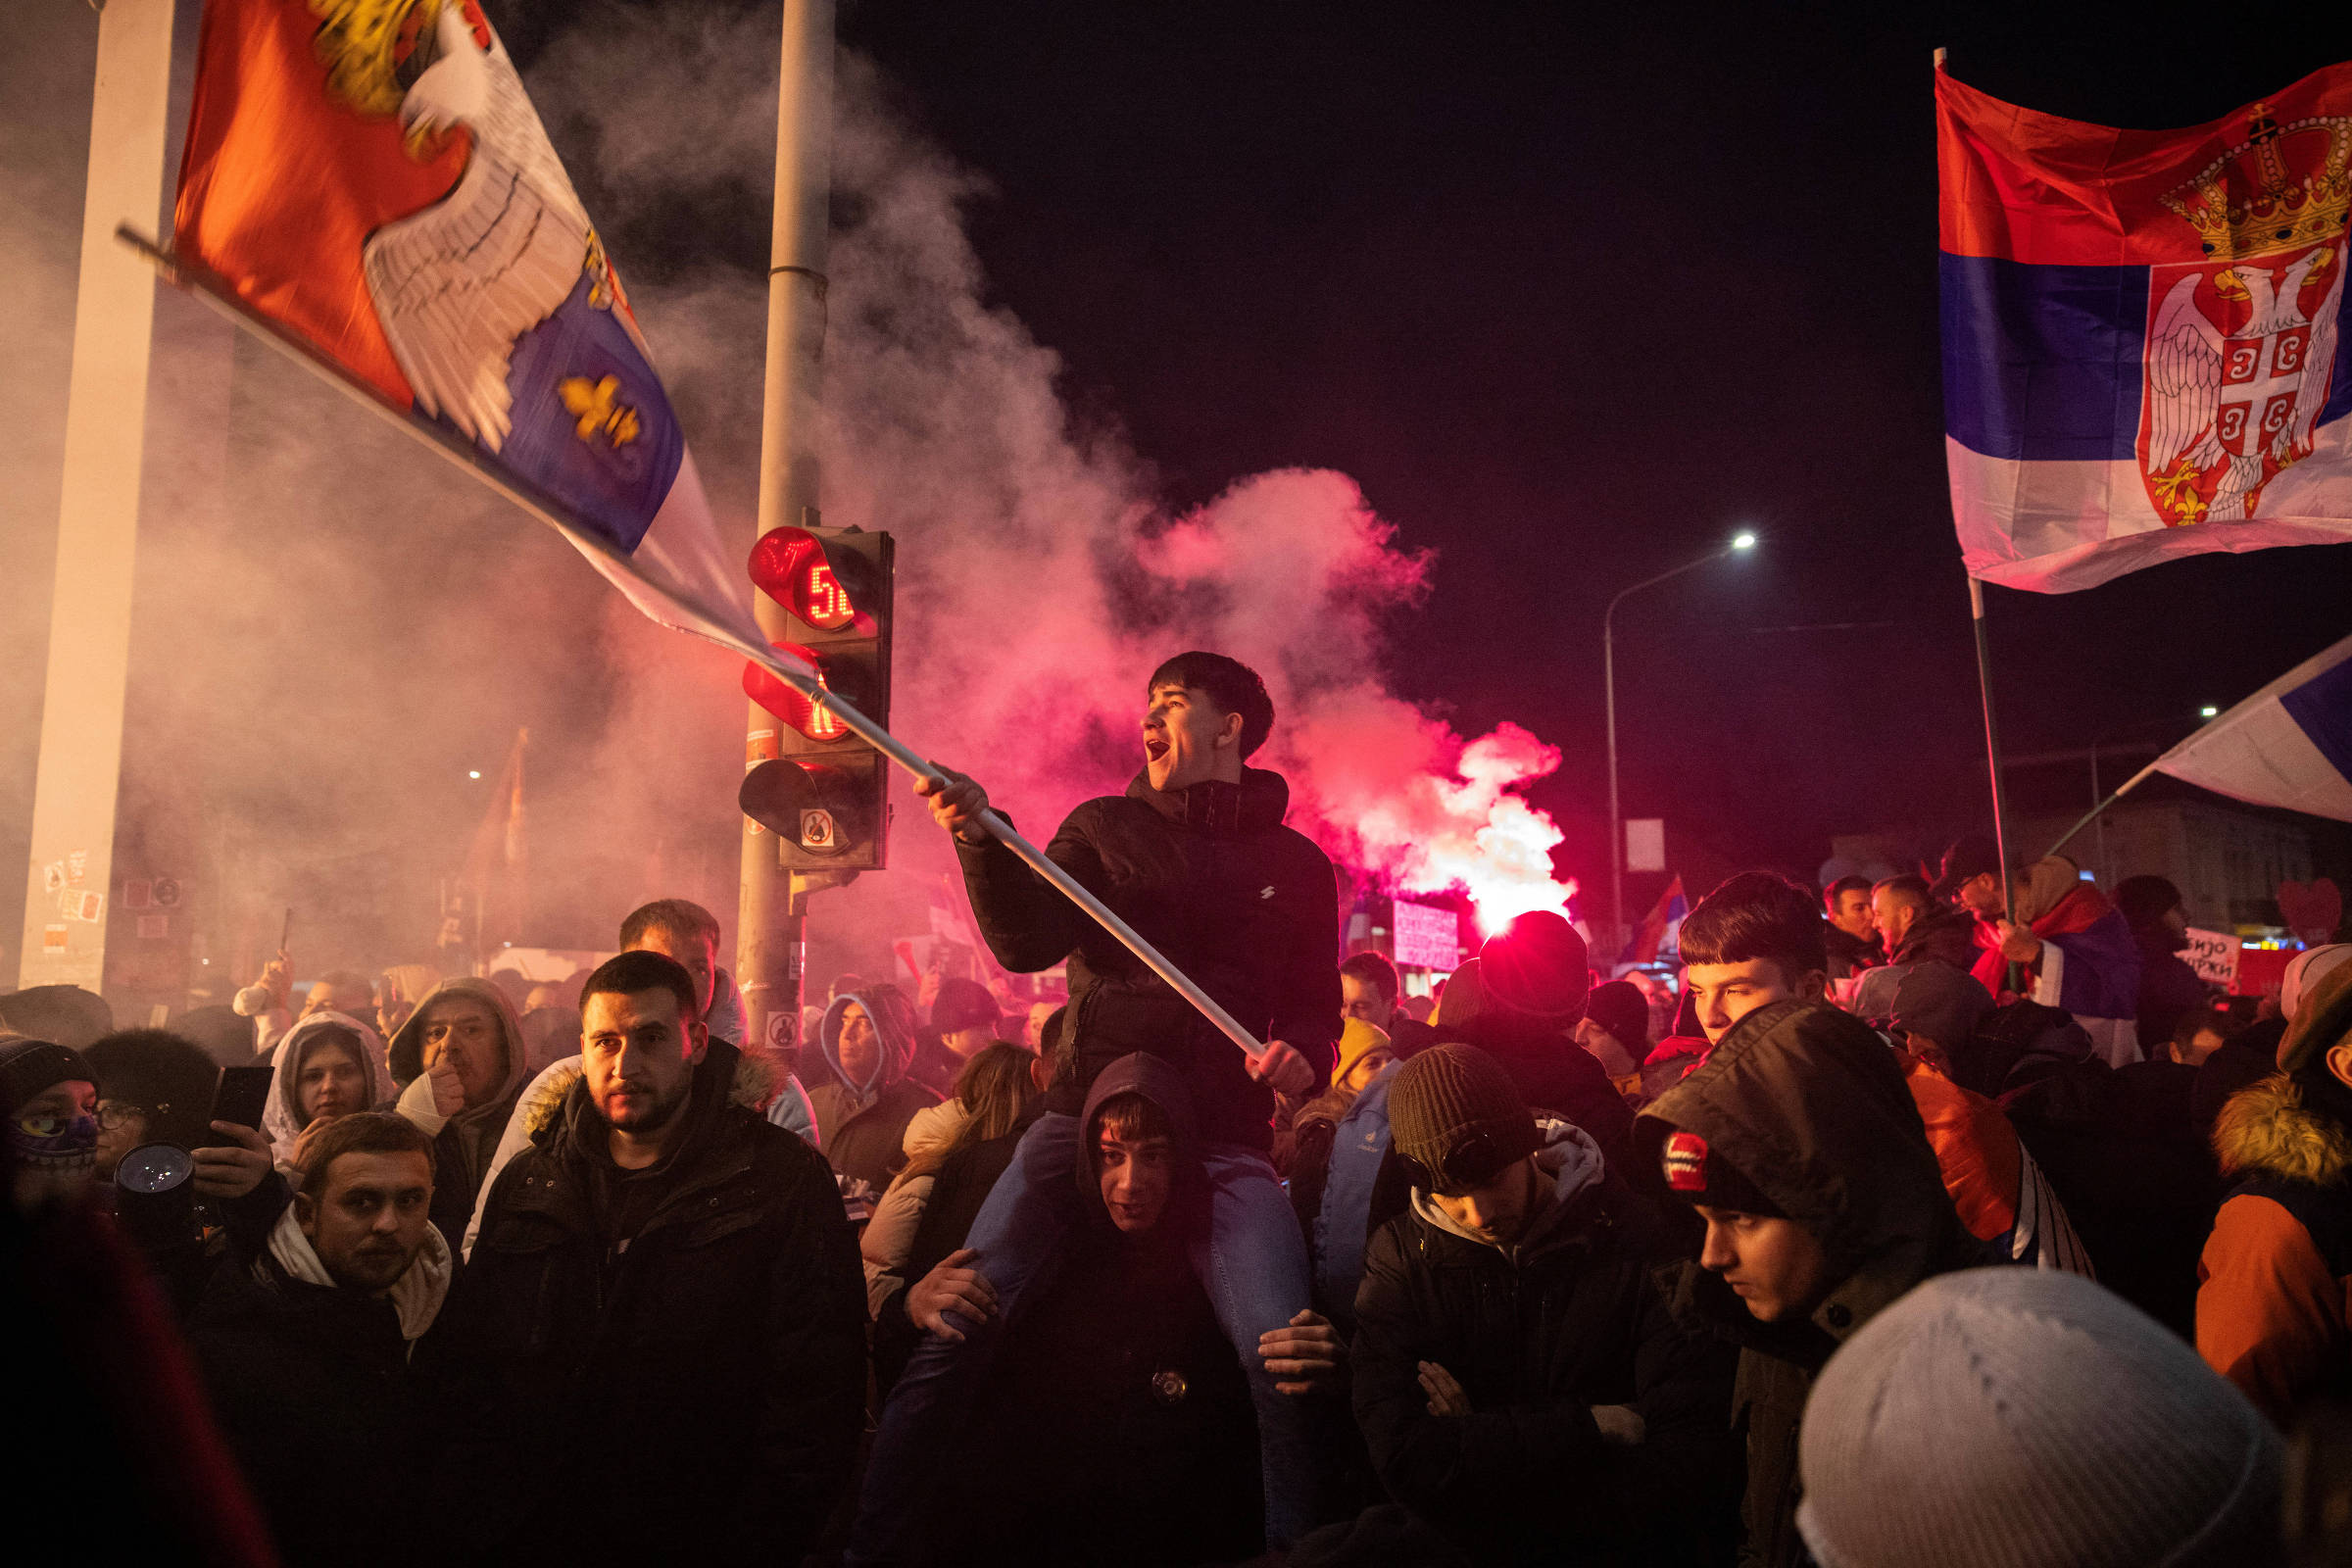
[749,527,866,631]
[743,644,850,742]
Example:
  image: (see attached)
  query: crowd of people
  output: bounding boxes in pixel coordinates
[7,648,2351,1565]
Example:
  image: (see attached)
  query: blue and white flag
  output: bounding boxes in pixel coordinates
[2154,633,2352,821]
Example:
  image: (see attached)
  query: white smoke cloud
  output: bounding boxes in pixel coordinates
[2,4,1573,996]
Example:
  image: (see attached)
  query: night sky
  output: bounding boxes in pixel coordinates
[502,0,2352,899]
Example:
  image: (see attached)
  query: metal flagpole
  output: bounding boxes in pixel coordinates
[1969,574,2016,924]
[117,230,1273,1068]
[2040,760,2163,861]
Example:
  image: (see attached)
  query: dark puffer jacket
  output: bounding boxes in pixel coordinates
[1350,1124,1738,1565]
[429,1041,866,1567]
[1639,1002,1984,1568]
[956,766,1342,1149]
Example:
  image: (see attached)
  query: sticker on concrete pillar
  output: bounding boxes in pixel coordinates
[122,879,153,909]
[67,850,88,887]
[748,729,779,766]
[138,914,169,940]
[43,862,65,894]
[66,891,104,922]
[42,923,68,954]
[152,877,181,907]
[764,1010,797,1052]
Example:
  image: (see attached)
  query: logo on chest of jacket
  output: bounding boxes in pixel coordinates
[1259,886,1276,900]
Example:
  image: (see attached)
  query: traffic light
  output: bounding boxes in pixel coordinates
[740,522,894,870]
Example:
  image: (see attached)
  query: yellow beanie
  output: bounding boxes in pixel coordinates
[1334,1018,1393,1085]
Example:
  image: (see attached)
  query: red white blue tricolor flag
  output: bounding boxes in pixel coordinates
[1938,61,2352,592]
[173,0,791,663]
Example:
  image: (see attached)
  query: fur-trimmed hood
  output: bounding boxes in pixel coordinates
[2213,1072,2352,1188]
[515,1040,778,1144]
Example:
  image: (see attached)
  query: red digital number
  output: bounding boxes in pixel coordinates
[800,561,853,630]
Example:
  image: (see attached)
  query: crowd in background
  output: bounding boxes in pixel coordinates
[8,650,2352,1567]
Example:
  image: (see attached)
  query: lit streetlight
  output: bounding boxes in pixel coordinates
[467,770,482,780]
[1604,531,1757,965]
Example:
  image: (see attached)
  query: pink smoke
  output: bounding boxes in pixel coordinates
[518,31,1582,951]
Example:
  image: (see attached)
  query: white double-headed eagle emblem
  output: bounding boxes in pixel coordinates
[2136,105,2352,525]
[333,0,612,454]
[2145,250,2341,521]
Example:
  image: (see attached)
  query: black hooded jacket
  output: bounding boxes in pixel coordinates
[427,1040,866,1567]
[929,1054,1262,1566]
[1637,1001,1984,1568]
[1349,1131,1739,1566]
[956,765,1342,1149]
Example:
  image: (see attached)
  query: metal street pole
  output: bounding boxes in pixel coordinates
[17,0,173,990]
[1602,534,1753,967]
[738,0,835,1064]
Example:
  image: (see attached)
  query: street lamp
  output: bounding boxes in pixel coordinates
[1604,532,1757,966]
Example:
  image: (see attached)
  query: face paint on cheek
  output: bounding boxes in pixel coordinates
[11,1112,100,1173]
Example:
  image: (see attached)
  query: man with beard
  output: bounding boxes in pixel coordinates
[191,1113,450,1568]
[431,951,864,1568]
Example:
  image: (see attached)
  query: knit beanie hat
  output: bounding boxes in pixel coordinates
[1583,981,1649,1054]
[1388,1045,1539,1195]
[2112,873,2182,931]
[2278,954,2352,1075]
[1796,1268,2281,1568]
[1476,911,1590,1023]
[1650,1121,1782,1217]
[929,976,1002,1038]
[1332,1018,1392,1086]
[2281,943,2352,1029]
[0,1038,98,1117]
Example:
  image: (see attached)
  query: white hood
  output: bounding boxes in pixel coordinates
[266,1200,454,1343]
[262,1011,391,1172]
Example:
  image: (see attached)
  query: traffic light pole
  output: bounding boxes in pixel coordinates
[738,0,836,1063]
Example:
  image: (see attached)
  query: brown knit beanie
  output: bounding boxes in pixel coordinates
[1388,1044,1540,1194]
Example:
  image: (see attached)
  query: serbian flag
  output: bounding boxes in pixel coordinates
[172,0,790,664]
[2147,631,2352,821]
[1938,60,2352,591]
[1626,874,1687,966]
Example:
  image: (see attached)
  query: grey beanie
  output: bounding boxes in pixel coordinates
[1797,1269,2280,1568]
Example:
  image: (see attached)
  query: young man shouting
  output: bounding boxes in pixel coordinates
[856,652,1342,1558]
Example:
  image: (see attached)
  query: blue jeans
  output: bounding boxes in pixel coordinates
[848,1111,1317,1559]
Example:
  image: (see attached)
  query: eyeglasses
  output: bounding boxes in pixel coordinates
[1396,1128,1519,1196]
[97,1102,157,1130]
